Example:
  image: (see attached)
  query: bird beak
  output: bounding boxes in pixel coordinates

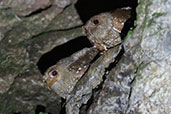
[82,25,91,37]
[42,74,48,83]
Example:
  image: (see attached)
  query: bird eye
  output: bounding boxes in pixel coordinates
[50,70,58,77]
[93,19,99,25]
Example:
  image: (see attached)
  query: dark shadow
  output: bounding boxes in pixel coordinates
[75,0,138,23]
[121,9,137,39]
[59,98,66,114]
[37,36,92,74]
[24,5,52,17]
[13,113,21,114]
[35,105,46,114]
[107,45,125,71]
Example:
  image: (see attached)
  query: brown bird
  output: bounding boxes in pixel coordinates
[43,47,98,98]
[83,7,131,51]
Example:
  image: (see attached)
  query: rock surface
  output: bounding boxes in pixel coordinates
[0,0,71,16]
[0,0,83,113]
[125,0,171,113]
[65,0,171,114]
[66,45,122,114]
[0,0,171,114]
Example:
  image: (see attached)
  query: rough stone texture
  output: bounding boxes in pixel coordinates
[0,0,83,113]
[0,0,71,16]
[87,53,136,114]
[0,0,171,113]
[125,0,171,113]
[65,0,171,114]
[66,45,121,114]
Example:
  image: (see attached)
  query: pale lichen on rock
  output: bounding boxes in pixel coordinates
[125,0,171,113]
